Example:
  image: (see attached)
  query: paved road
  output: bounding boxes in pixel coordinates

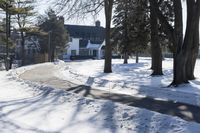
[20,64,200,123]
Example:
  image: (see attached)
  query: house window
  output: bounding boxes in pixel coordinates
[79,49,89,56]
[71,50,76,56]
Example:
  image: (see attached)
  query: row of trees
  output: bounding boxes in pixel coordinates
[53,0,199,86]
[1,0,199,87]
[112,0,149,64]
[149,0,200,85]
[0,0,68,69]
[0,0,36,68]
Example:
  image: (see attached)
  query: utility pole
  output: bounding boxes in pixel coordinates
[5,2,9,71]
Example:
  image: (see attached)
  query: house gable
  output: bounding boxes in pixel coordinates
[64,24,105,46]
[64,22,105,60]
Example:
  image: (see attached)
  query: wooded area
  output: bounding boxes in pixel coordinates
[0,0,200,86]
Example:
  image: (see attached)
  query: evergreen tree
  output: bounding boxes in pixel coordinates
[113,0,149,64]
[0,0,14,70]
[11,0,36,66]
[38,9,68,62]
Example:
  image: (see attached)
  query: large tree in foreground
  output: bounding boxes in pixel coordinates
[150,0,163,75]
[103,0,113,72]
[149,0,200,86]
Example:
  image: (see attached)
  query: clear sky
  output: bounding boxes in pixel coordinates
[36,0,106,27]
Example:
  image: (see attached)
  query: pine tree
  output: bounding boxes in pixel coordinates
[0,0,14,70]
[113,0,149,64]
[38,9,68,62]
[11,0,36,66]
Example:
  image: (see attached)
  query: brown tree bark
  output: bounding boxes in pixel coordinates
[51,44,55,62]
[104,0,113,73]
[20,31,25,66]
[150,1,163,76]
[123,52,128,64]
[123,0,129,64]
[136,51,139,63]
[150,45,155,70]
[172,0,186,85]
[171,0,200,85]
[185,0,200,80]
[150,0,200,86]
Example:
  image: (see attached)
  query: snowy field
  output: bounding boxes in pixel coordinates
[57,57,200,106]
[0,58,200,132]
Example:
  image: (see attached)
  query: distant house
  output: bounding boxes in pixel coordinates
[64,21,105,59]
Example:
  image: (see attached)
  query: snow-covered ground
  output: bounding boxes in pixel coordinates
[56,57,200,106]
[1,59,200,132]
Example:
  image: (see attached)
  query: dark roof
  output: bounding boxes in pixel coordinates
[64,24,105,43]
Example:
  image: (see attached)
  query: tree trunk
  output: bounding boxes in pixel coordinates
[136,51,139,63]
[172,0,200,85]
[5,5,9,71]
[123,0,129,65]
[123,52,128,64]
[186,21,199,80]
[185,0,200,80]
[21,32,25,66]
[149,0,200,85]
[171,0,186,85]
[51,44,55,62]
[104,0,113,73]
[150,2,163,76]
[150,44,155,70]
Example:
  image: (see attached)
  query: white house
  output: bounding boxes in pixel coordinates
[64,21,105,60]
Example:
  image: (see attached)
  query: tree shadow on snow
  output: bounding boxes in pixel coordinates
[0,85,73,133]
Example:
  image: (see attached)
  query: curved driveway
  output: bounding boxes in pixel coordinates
[20,64,200,123]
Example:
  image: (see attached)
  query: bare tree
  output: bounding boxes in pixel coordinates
[52,0,113,73]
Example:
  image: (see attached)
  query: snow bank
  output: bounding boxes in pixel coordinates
[0,61,200,133]
[56,58,200,106]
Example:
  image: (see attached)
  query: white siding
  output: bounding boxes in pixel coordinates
[66,38,80,57]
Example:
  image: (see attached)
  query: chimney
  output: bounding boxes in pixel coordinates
[95,20,100,27]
